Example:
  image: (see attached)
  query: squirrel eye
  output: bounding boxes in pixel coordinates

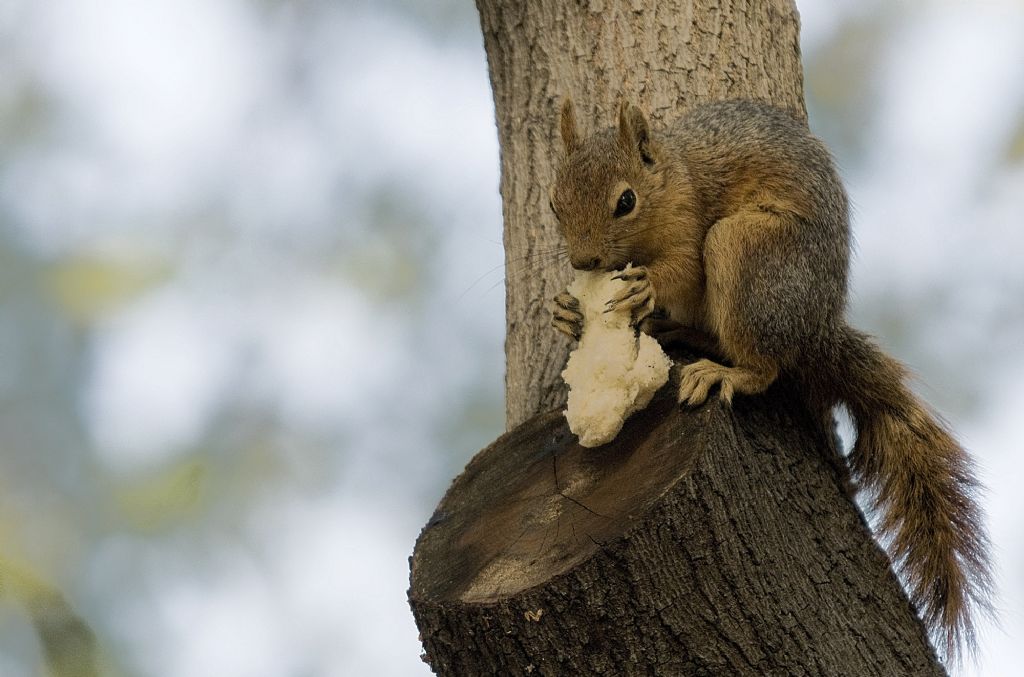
[614,189,636,217]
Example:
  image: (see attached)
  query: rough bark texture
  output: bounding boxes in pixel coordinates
[480,0,806,429]
[410,377,944,675]
[410,0,949,674]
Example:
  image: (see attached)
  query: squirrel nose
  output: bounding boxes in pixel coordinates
[572,256,603,271]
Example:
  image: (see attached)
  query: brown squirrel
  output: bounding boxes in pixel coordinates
[548,98,992,660]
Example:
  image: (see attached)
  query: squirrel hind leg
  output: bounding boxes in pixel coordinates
[678,358,777,406]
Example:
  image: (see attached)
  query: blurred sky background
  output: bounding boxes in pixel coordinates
[0,0,1021,675]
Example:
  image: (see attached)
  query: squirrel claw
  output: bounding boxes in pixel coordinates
[604,272,655,325]
[555,291,579,310]
[612,267,648,283]
[677,359,729,407]
[551,291,583,340]
[552,319,581,341]
[606,284,646,308]
[678,359,775,407]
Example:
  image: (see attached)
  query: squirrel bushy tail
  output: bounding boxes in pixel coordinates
[822,325,993,659]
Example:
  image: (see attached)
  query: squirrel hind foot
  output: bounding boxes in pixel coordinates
[677,359,777,407]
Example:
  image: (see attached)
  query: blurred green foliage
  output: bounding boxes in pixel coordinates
[44,255,170,326]
[0,1,1021,675]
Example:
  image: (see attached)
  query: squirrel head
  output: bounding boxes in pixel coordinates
[550,99,676,272]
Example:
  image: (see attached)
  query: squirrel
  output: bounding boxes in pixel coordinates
[548,98,992,660]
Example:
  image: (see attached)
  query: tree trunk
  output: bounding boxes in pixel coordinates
[409,0,948,674]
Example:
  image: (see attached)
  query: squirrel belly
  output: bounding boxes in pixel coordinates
[549,98,992,660]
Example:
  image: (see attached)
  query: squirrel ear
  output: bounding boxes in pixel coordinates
[618,102,655,165]
[560,98,581,154]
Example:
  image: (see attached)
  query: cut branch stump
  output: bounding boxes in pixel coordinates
[410,377,945,675]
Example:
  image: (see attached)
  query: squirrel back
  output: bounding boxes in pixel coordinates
[549,99,992,661]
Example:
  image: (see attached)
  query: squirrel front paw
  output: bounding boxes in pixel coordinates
[606,266,655,326]
[551,291,583,340]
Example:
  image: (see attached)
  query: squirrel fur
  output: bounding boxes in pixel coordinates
[549,98,992,660]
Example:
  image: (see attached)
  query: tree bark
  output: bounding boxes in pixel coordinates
[409,379,944,675]
[410,0,948,674]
